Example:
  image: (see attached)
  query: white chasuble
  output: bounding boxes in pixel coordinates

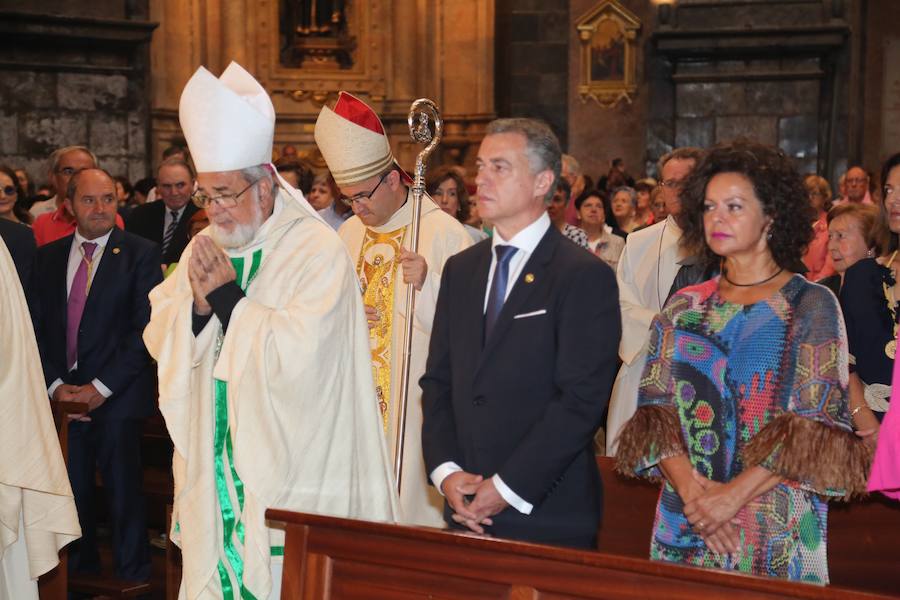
[0,240,80,599]
[145,189,399,600]
[339,191,472,527]
[607,216,683,455]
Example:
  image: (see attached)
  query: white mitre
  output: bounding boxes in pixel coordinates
[179,61,323,220]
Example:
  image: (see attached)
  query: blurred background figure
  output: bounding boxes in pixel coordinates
[310,170,352,230]
[275,157,315,195]
[575,189,624,271]
[0,165,33,225]
[132,177,155,207]
[426,165,487,243]
[547,178,588,249]
[840,152,900,446]
[14,168,35,206]
[609,186,639,237]
[802,174,836,281]
[634,178,656,228]
[650,185,668,223]
[819,203,884,295]
[114,175,135,218]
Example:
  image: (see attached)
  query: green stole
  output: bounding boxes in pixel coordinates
[211,249,271,600]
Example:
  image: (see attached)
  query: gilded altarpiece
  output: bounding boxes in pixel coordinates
[149,0,494,172]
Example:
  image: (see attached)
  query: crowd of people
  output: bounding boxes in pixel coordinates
[1,59,898,599]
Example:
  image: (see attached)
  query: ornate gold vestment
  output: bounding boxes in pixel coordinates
[356,226,407,430]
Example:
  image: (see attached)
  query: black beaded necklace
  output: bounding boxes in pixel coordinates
[721,266,783,287]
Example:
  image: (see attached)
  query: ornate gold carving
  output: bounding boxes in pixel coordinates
[288,89,340,107]
[255,0,388,108]
[576,0,642,108]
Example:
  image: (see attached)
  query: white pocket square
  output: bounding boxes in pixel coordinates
[513,309,548,319]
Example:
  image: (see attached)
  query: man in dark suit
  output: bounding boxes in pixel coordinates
[0,218,36,291]
[421,118,621,549]
[31,168,162,581]
[126,157,199,265]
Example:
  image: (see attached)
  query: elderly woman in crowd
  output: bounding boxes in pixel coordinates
[841,152,900,444]
[426,165,487,243]
[801,174,836,281]
[0,165,32,225]
[575,190,624,270]
[609,186,640,236]
[545,178,589,249]
[309,170,352,230]
[616,141,869,584]
[817,203,885,295]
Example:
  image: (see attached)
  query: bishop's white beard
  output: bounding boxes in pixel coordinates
[209,191,265,249]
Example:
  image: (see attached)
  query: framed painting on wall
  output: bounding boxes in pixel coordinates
[576,0,641,107]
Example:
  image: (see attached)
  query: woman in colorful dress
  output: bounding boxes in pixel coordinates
[616,141,871,584]
[840,152,900,442]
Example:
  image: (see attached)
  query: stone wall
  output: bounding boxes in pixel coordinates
[0,5,155,187]
[564,0,867,184]
[673,67,822,176]
[495,0,570,148]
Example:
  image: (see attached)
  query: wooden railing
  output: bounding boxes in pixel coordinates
[266,508,895,600]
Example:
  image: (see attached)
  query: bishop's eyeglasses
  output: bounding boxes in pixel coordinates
[191,178,261,209]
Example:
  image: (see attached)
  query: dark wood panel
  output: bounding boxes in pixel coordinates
[271,509,892,600]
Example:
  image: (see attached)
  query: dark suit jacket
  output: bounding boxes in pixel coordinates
[421,226,621,546]
[0,218,36,292]
[125,200,199,264]
[31,228,163,420]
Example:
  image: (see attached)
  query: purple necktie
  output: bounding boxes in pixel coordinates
[66,241,97,370]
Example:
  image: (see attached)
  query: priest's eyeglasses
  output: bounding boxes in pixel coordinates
[191,179,260,209]
[339,171,389,207]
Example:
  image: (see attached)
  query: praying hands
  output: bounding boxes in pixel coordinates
[188,235,236,315]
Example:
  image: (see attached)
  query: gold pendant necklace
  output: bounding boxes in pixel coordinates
[883,250,899,359]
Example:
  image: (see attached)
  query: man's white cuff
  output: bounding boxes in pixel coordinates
[92,379,113,398]
[430,462,462,496]
[47,378,64,399]
[493,474,533,515]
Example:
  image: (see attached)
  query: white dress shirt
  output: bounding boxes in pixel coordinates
[47,228,114,400]
[430,212,552,516]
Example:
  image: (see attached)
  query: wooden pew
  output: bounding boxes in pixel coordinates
[595,457,900,596]
[38,400,89,600]
[38,400,152,599]
[267,508,894,599]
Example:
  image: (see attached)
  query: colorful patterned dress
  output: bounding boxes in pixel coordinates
[617,275,870,583]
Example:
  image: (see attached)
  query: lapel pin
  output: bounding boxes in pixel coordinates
[524,273,535,283]
[112,247,121,254]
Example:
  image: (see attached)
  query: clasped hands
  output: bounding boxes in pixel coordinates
[441,471,509,535]
[682,469,743,555]
[188,236,236,316]
[52,383,106,421]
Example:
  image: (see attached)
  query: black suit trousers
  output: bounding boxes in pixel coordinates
[67,418,151,582]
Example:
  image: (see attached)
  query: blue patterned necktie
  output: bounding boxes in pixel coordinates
[484,244,518,342]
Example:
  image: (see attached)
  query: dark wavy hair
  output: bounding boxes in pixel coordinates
[879,152,900,253]
[0,165,32,224]
[679,141,814,271]
[426,166,471,223]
